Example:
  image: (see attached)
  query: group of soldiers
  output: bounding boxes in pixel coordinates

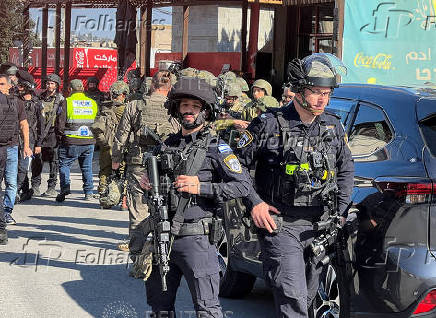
[92,55,353,318]
[1,53,354,318]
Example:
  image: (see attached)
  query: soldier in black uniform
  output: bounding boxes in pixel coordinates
[144,77,252,317]
[15,70,43,203]
[236,54,354,318]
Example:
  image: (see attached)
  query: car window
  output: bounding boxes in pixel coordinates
[420,115,436,157]
[326,98,354,126]
[349,103,393,159]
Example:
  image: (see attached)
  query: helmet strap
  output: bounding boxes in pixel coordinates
[178,110,207,130]
[295,87,324,115]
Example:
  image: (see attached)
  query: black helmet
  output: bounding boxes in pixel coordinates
[168,77,216,121]
[87,76,99,85]
[46,73,61,86]
[0,62,18,76]
[17,70,35,91]
[287,53,347,91]
[167,77,218,126]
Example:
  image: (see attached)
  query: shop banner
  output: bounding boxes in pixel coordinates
[342,0,436,85]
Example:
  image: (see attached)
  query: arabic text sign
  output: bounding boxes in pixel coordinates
[342,0,436,85]
[73,48,117,68]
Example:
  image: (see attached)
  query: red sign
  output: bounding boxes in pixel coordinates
[10,47,136,92]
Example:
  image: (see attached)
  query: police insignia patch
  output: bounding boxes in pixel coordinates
[224,154,242,173]
[237,130,253,148]
[218,144,232,153]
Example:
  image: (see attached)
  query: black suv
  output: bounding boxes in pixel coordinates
[218,84,436,318]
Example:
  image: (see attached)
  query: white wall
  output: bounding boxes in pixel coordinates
[172,5,274,53]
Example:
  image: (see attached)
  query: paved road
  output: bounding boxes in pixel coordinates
[0,157,275,318]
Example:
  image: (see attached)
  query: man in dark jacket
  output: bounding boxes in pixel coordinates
[15,70,43,203]
[0,73,32,230]
[31,73,64,197]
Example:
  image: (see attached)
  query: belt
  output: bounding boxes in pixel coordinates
[175,218,213,236]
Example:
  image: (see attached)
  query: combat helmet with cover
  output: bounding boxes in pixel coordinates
[197,70,217,88]
[110,80,130,97]
[179,67,198,78]
[287,53,347,114]
[236,77,249,92]
[252,79,272,96]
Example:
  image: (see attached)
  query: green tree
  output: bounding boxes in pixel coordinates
[0,1,40,64]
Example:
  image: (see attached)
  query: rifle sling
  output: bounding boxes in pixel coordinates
[170,134,211,236]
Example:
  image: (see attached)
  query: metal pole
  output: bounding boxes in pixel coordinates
[247,2,260,79]
[140,6,146,76]
[63,2,72,94]
[41,5,49,87]
[145,1,152,76]
[241,0,248,73]
[55,3,62,75]
[182,6,190,66]
[23,5,31,67]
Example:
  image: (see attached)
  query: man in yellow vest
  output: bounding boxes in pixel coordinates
[55,79,98,202]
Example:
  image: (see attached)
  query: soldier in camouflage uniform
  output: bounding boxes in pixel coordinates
[85,77,105,109]
[112,71,179,253]
[90,81,129,200]
[126,69,145,102]
[31,73,64,197]
[242,95,280,122]
[214,82,250,145]
[242,79,279,122]
[236,76,252,106]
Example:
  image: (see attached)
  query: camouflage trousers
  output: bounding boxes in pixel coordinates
[126,164,150,255]
[98,149,112,195]
[98,149,126,195]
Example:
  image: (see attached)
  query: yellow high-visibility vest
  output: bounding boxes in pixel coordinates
[64,92,98,139]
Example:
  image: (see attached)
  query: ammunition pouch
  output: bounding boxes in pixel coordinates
[176,217,223,245]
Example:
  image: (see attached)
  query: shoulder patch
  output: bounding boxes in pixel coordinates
[224,154,242,173]
[217,143,232,153]
[237,130,253,148]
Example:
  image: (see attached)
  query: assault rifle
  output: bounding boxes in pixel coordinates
[310,152,344,267]
[147,155,171,291]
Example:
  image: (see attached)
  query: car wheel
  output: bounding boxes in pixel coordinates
[310,263,350,318]
[217,226,257,298]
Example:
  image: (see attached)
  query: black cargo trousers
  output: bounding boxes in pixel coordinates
[259,221,323,318]
[145,234,222,318]
[31,147,59,191]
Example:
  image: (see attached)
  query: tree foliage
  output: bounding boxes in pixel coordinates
[0,1,40,64]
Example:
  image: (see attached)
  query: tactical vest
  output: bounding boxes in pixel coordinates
[41,93,61,126]
[64,92,98,139]
[257,112,338,209]
[0,94,18,146]
[23,97,40,144]
[157,131,213,232]
[139,93,174,141]
[129,93,174,164]
[92,103,125,149]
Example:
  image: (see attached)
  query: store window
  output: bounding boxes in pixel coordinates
[298,3,335,57]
